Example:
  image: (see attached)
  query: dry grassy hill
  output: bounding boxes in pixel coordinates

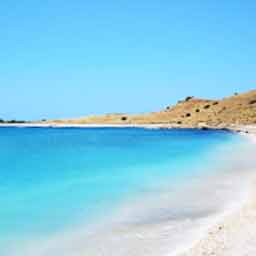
[45,90,256,128]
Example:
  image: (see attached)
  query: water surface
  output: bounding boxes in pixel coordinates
[0,127,252,256]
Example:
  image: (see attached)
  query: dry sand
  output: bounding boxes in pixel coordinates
[178,128,256,256]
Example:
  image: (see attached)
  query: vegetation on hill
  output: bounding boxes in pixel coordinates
[0,119,26,124]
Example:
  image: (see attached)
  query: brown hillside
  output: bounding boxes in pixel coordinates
[46,90,256,127]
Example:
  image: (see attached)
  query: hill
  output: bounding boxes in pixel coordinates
[44,90,256,128]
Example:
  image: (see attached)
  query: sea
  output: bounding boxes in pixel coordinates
[0,127,255,256]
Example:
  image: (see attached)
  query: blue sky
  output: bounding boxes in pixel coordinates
[0,1,255,120]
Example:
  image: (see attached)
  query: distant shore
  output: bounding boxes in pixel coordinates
[0,122,255,135]
[0,123,170,128]
[2,89,255,133]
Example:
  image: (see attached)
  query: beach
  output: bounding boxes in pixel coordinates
[179,127,256,256]
[179,182,256,256]
[1,0,255,254]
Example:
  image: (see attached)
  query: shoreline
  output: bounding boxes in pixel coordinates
[177,130,256,256]
[0,122,251,132]
[0,123,177,129]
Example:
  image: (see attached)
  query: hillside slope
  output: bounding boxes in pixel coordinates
[46,90,256,128]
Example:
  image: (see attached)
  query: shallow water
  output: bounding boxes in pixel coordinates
[0,127,254,256]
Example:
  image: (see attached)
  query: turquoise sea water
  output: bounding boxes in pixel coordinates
[0,127,245,255]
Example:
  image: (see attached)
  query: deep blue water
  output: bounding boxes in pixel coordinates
[0,127,239,253]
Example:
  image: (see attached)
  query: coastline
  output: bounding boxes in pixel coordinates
[0,121,254,132]
[177,129,256,256]
[0,123,169,129]
[0,122,249,132]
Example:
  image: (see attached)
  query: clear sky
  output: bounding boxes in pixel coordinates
[0,1,255,120]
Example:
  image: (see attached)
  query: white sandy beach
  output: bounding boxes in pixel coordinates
[179,184,256,256]
[178,127,256,256]
[0,123,164,129]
